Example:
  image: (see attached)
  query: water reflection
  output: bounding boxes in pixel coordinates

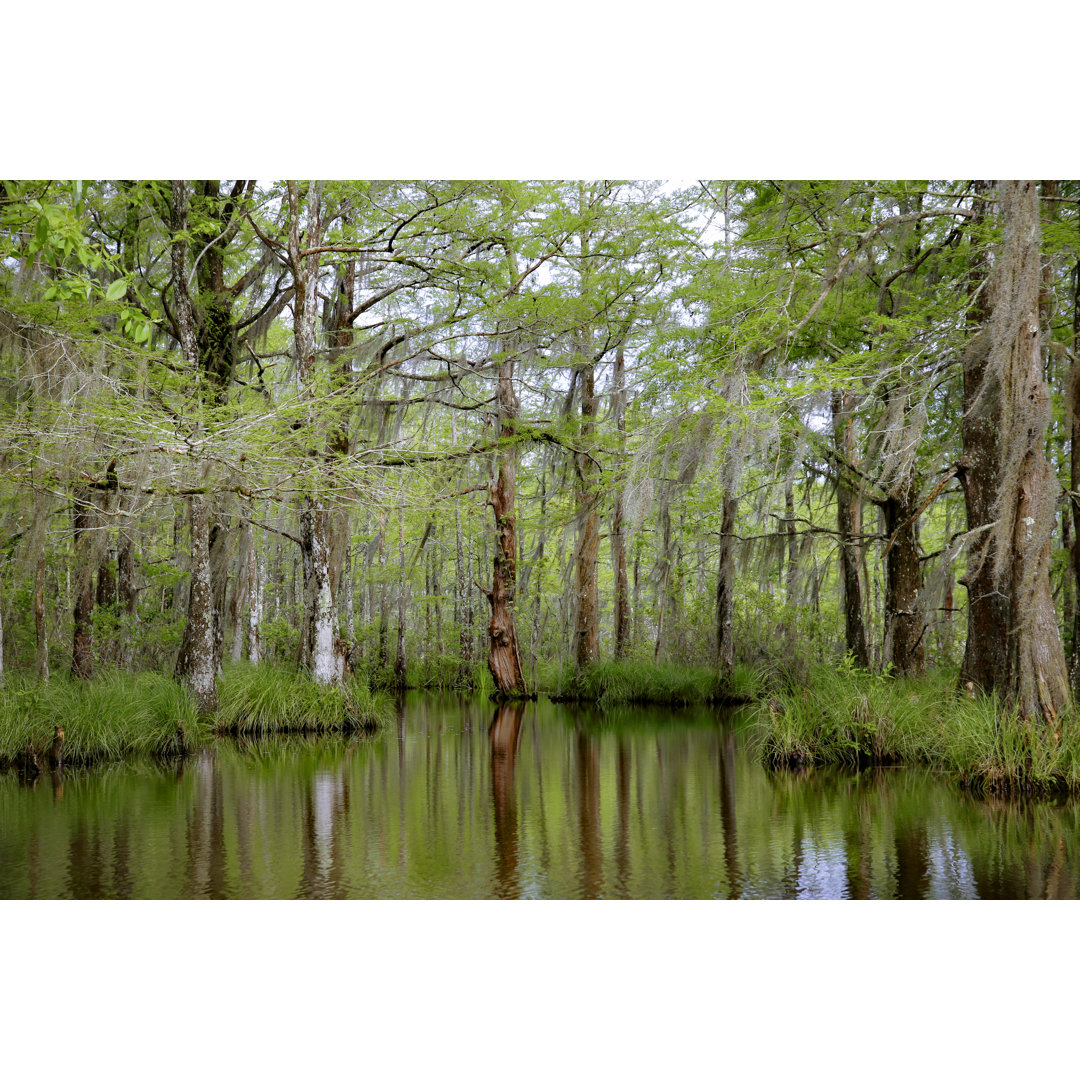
[3,696,1080,898]
[490,703,525,899]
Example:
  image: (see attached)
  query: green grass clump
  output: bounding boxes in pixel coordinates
[755,662,1080,795]
[755,664,950,769]
[216,663,391,735]
[938,693,1080,795]
[0,671,203,768]
[538,658,761,709]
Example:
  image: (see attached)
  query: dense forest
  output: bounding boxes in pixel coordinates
[1,179,1077,783]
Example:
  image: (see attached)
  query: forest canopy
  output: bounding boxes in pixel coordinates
[0,179,1075,731]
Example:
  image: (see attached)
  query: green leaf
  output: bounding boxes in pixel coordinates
[105,278,128,302]
[35,215,50,245]
[134,321,152,344]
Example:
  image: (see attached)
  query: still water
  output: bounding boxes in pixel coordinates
[2,694,1078,899]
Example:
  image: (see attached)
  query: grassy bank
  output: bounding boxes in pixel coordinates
[0,671,205,768]
[756,664,1080,795]
[215,664,391,735]
[538,658,765,708]
[0,664,391,770]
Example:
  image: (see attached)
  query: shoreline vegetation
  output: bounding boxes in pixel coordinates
[3,659,1079,798]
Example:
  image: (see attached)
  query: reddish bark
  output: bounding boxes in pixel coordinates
[485,356,528,699]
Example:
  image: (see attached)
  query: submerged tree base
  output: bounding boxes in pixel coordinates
[756,664,1080,797]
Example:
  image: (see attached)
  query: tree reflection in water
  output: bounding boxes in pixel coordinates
[489,703,525,899]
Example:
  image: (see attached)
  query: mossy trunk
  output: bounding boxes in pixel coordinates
[883,472,926,676]
[959,180,1069,721]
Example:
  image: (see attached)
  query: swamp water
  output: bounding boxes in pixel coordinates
[2,693,1078,899]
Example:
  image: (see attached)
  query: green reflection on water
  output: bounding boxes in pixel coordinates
[1,693,1077,898]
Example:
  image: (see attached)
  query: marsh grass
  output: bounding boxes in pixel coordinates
[756,663,1080,794]
[539,658,764,708]
[0,671,203,768]
[215,663,391,735]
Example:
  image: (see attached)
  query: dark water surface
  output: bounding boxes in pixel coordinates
[2,694,1078,899]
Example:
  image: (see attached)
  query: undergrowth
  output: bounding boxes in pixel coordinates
[538,658,764,708]
[755,662,1080,795]
[0,671,203,768]
[215,663,391,735]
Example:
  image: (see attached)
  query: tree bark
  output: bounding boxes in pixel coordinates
[70,487,95,679]
[32,489,49,680]
[832,389,869,667]
[715,493,737,684]
[485,352,528,698]
[959,180,1069,720]
[574,356,601,670]
[175,494,218,713]
[882,470,926,676]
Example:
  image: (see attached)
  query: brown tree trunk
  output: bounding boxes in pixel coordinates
[715,492,737,684]
[959,180,1070,720]
[832,389,869,667]
[32,490,49,680]
[485,353,528,699]
[883,470,926,676]
[70,488,95,679]
[574,357,600,670]
[175,494,218,713]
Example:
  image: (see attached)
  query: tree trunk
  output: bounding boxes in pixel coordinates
[485,353,528,698]
[784,472,798,605]
[573,361,600,671]
[611,345,631,659]
[70,487,95,679]
[715,493,737,684]
[247,534,263,665]
[959,180,1069,720]
[882,471,926,676]
[832,389,869,667]
[175,494,218,713]
[393,504,407,691]
[1070,257,1080,694]
[32,490,49,680]
[299,499,341,685]
[117,498,138,670]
